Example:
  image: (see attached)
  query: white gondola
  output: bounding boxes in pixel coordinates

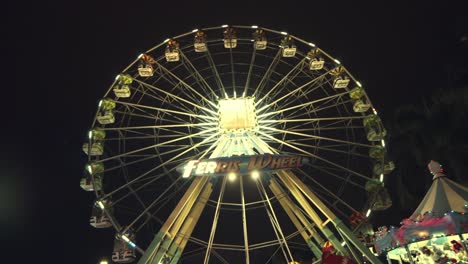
[165,49,179,62]
[97,111,115,125]
[90,203,112,228]
[373,161,395,175]
[224,38,237,49]
[113,86,131,98]
[138,64,153,77]
[254,40,267,50]
[309,58,325,70]
[112,233,136,263]
[112,251,136,263]
[194,31,208,52]
[333,76,350,89]
[282,46,296,57]
[353,99,371,113]
[90,214,112,228]
[194,42,207,52]
[80,176,102,191]
[82,142,104,156]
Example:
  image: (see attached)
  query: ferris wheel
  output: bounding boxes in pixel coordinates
[81,25,393,264]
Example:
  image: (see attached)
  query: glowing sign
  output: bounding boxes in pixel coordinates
[178,154,308,178]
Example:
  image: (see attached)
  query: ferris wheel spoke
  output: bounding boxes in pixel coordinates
[283,125,363,133]
[228,42,236,98]
[135,179,192,232]
[105,146,190,173]
[259,59,316,106]
[119,103,188,125]
[115,100,217,121]
[280,140,368,159]
[295,169,363,212]
[205,48,227,98]
[123,175,184,233]
[112,168,178,206]
[204,176,227,264]
[113,110,182,124]
[305,186,352,221]
[147,69,203,107]
[179,51,219,100]
[100,122,217,132]
[257,67,337,114]
[278,92,352,122]
[259,125,372,148]
[98,127,217,163]
[153,61,218,109]
[242,46,256,97]
[256,178,294,263]
[258,90,349,119]
[268,139,363,159]
[102,132,218,203]
[252,49,282,98]
[306,163,367,189]
[258,115,365,125]
[257,131,372,181]
[133,83,200,116]
[133,78,218,116]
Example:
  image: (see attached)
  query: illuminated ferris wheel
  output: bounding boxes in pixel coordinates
[81,25,393,264]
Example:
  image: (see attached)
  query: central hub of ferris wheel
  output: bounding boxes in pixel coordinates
[218,97,257,133]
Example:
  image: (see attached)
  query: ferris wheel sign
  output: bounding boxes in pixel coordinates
[178,154,309,178]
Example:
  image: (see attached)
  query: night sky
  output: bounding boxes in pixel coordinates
[5,1,468,263]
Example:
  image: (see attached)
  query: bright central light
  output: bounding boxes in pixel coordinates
[251,170,260,180]
[100,260,109,264]
[218,97,256,132]
[228,172,237,181]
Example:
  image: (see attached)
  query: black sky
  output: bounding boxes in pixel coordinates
[5,0,468,263]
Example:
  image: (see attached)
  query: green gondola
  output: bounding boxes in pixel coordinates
[363,115,386,141]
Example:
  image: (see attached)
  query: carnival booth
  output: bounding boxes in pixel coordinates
[374,161,468,263]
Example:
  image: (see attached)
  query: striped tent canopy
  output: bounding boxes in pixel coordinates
[410,160,468,221]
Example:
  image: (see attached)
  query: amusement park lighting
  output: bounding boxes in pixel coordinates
[380,174,384,182]
[366,209,372,217]
[164,38,170,43]
[372,108,378,115]
[251,25,258,29]
[98,100,103,108]
[87,164,93,174]
[221,24,228,28]
[88,130,93,139]
[138,53,144,59]
[280,31,288,35]
[251,170,260,180]
[341,241,346,246]
[115,75,120,80]
[99,260,109,264]
[308,42,316,47]
[334,59,341,64]
[381,139,385,147]
[356,81,362,87]
[228,172,237,182]
[97,200,105,209]
[121,235,130,242]
[192,29,198,32]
